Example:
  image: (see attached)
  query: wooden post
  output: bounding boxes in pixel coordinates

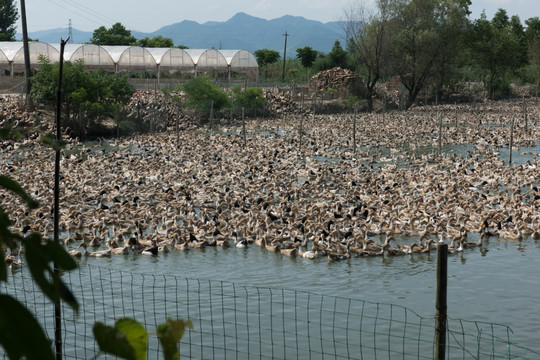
[454,102,458,127]
[210,100,214,129]
[509,115,515,165]
[116,109,120,138]
[353,109,357,155]
[242,107,246,147]
[299,113,304,152]
[438,112,443,155]
[176,104,180,145]
[435,244,448,360]
[523,98,528,132]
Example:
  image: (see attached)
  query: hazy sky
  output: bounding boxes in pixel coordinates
[16,0,540,33]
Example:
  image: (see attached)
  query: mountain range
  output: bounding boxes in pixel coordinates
[18,12,344,54]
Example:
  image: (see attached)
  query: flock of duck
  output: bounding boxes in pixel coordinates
[1,95,539,266]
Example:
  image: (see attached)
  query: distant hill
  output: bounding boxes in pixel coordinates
[18,12,343,54]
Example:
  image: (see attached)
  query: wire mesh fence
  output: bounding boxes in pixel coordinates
[1,264,538,359]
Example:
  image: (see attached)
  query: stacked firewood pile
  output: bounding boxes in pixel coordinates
[263,88,307,116]
[308,67,365,97]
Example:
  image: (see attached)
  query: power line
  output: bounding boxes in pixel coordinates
[46,0,106,28]
[46,0,136,31]
[58,0,118,26]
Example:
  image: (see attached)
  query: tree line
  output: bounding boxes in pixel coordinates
[2,0,540,112]
[255,1,540,110]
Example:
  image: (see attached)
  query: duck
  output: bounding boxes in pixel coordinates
[499,228,523,241]
[382,242,406,256]
[234,237,248,248]
[5,252,23,270]
[263,237,279,252]
[280,247,297,257]
[77,242,111,257]
[298,245,318,259]
[173,238,190,251]
[66,242,84,258]
[141,242,159,256]
[88,231,103,248]
[107,240,130,255]
[216,238,231,248]
[187,233,206,249]
[158,243,170,253]
[461,237,482,248]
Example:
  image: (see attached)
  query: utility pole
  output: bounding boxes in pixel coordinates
[282,31,289,83]
[54,37,69,360]
[68,19,73,43]
[20,0,33,109]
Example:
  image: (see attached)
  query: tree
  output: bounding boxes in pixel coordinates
[296,46,318,81]
[254,49,280,80]
[509,15,528,68]
[525,17,540,44]
[136,35,174,48]
[90,22,137,45]
[0,0,18,41]
[343,0,393,112]
[328,40,348,69]
[387,0,471,109]
[469,9,523,97]
[526,17,540,92]
[30,56,135,137]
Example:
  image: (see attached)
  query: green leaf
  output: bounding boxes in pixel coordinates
[157,318,192,360]
[94,322,137,360]
[40,133,67,151]
[0,176,39,209]
[43,239,78,271]
[115,318,148,360]
[0,294,54,360]
[23,235,79,312]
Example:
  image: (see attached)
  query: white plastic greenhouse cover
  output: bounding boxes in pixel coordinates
[101,46,157,71]
[220,50,258,68]
[0,42,258,78]
[186,49,228,70]
[52,43,115,70]
[0,41,59,71]
[146,48,194,70]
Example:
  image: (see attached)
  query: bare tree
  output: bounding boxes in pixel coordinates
[342,0,392,112]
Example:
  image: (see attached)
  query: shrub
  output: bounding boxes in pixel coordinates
[182,76,231,117]
[232,86,266,110]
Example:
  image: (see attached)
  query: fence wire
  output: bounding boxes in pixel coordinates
[1,264,538,360]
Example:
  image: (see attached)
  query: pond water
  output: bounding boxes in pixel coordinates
[3,132,538,358]
[54,232,540,356]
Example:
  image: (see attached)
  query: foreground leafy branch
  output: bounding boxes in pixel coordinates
[94,318,192,360]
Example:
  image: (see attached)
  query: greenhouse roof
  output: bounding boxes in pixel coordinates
[0,42,258,73]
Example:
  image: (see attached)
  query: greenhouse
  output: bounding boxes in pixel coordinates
[0,41,59,73]
[0,42,259,83]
